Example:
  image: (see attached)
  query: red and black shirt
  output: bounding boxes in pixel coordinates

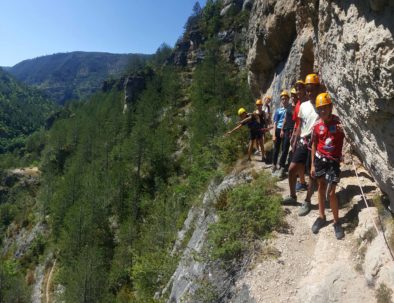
[312,114,345,159]
[292,100,301,130]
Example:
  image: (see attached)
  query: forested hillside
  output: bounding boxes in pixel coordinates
[6,52,151,104]
[0,68,57,153]
[0,2,260,299]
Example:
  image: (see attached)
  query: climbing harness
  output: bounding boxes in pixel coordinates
[325,166,336,204]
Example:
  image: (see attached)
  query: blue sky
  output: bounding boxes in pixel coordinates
[0,0,206,66]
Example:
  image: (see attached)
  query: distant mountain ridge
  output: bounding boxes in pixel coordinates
[5,51,151,104]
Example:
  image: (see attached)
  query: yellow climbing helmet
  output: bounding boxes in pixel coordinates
[280,90,289,98]
[255,99,263,105]
[290,88,297,95]
[315,92,332,108]
[305,73,320,85]
[295,80,305,86]
[238,107,247,116]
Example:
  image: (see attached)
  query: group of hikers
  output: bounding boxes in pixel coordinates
[226,74,345,240]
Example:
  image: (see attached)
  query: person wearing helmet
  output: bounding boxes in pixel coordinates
[272,91,289,173]
[283,74,320,216]
[263,96,272,125]
[310,92,345,239]
[291,80,308,191]
[226,107,264,161]
[254,99,268,161]
[275,89,297,178]
[290,87,298,104]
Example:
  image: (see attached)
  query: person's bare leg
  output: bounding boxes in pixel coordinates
[305,176,316,202]
[329,185,339,223]
[247,140,253,161]
[258,138,265,158]
[299,169,306,184]
[317,177,327,219]
[257,138,265,160]
[288,162,303,197]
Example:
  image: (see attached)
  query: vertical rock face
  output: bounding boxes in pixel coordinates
[123,75,147,113]
[165,173,252,303]
[247,0,394,208]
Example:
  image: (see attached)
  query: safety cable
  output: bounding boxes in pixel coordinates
[351,155,394,261]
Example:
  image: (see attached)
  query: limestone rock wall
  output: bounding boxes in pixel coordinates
[247,0,394,208]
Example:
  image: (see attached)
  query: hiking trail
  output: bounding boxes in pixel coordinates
[232,151,386,303]
[45,259,56,303]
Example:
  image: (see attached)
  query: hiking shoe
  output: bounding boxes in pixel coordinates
[312,216,327,234]
[282,195,297,205]
[298,201,311,216]
[296,182,308,192]
[254,150,261,155]
[277,167,285,179]
[272,165,277,173]
[334,223,345,240]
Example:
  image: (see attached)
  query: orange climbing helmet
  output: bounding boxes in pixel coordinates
[315,92,332,108]
[305,74,320,85]
[256,99,263,105]
[280,90,289,98]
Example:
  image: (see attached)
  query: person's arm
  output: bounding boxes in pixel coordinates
[240,115,252,124]
[291,105,303,148]
[281,114,286,138]
[261,111,272,131]
[310,131,317,177]
[272,110,278,141]
[226,123,243,136]
[273,121,277,141]
[291,120,301,149]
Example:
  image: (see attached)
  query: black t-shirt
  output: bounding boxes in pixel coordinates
[283,104,295,130]
[254,110,266,128]
[241,113,260,130]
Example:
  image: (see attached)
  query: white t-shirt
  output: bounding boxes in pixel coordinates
[298,100,318,138]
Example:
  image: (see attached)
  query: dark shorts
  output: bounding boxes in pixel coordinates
[314,157,341,184]
[292,142,309,164]
[250,129,262,140]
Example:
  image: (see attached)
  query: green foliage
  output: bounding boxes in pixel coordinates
[190,278,220,303]
[0,260,31,302]
[200,0,222,38]
[0,5,260,302]
[0,68,57,153]
[62,246,110,303]
[20,233,46,268]
[184,1,203,33]
[221,6,250,31]
[151,43,173,67]
[208,174,283,261]
[0,168,40,254]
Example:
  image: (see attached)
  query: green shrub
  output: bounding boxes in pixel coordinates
[208,173,282,261]
[0,260,31,302]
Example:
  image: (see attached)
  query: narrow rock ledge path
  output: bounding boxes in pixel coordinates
[232,153,381,303]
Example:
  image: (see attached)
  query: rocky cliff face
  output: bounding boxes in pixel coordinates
[169,0,253,70]
[163,172,253,303]
[246,0,394,209]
